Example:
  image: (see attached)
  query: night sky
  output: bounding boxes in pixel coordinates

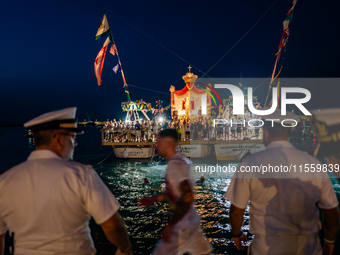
[1,0,339,125]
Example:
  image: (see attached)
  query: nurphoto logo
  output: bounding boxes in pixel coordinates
[215,84,311,116]
[213,84,312,128]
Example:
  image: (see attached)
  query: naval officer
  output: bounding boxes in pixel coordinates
[0,107,132,255]
[225,109,339,254]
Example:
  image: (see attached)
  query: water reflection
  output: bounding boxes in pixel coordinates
[94,160,251,254]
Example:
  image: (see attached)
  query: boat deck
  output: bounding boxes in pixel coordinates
[100,130,263,147]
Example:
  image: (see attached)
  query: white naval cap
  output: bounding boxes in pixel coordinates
[310,108,340,157]
[262,108,300,127]
[24,107,83,134]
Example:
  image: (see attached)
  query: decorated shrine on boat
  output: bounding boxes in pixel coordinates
[169,67,212,121]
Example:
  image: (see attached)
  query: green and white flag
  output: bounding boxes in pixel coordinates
[94,14,110,40]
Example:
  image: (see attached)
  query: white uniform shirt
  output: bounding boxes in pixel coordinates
[225,141,338,236]
[165,153,200,230]
[0,150,120,255]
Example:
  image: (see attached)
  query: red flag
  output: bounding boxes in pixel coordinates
[94,37,111,86]
[110,44,117,56]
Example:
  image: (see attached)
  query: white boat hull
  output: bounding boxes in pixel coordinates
[113,147,155,158]
[178,144,212,158]
[214,142,265,161]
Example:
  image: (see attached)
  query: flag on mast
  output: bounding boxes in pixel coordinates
[94,13,131,101]
[264,0,297,107]
[112,64,120,73]
[286,0,297,15]
[94,36,111,86]
[95,14,111,40]
[109,44,117,56]
[271,0,297,87]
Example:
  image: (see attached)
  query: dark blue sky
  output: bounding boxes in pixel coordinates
[1,0,339,124]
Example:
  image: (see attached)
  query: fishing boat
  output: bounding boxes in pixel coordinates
[94,13,158,159]
[96,1,297,161]
[169,69,215,158]
[169,69,266,160]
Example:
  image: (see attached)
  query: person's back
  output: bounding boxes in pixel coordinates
[0,107,132,255]
[139,129,212,255]
[0,151,116,254]
[165,153,199,228]
[225,109,339,255]
[229,141,335,235]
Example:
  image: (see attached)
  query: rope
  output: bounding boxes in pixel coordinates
[105,7,223,89]
[253,75,271,92]
[127,84,170,95]
[105,3,279,101]
[97,148,115,165]
[105,6,262,85]
[200,0,280,78]
[105,7,205,74]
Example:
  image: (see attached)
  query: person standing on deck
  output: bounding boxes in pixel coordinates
[109,120,114,140]
[135,119,141,141]
[185,119,190,140]
[138,129,213,255]
[140,120,145,141]
[0,107,132,255]
[225,109,339,255]
[162,118,169,130]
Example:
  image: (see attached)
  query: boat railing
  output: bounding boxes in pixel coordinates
[100,127,263,146]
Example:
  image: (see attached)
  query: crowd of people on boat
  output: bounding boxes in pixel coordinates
[102,105,262,143]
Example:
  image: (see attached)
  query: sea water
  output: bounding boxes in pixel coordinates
[0,126,339,255]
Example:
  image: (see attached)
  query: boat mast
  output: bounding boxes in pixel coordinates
[104,7,140,123]
[264,0,297,108]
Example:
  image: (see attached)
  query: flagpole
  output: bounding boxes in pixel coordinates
[104,7,131,101]
[114,47,131,101]
[264,36,282,107]
[264,0,296,107]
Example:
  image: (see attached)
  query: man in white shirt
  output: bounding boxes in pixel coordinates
[225,109,339,255]
[138,129,213,255]
[0,107,132,255]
